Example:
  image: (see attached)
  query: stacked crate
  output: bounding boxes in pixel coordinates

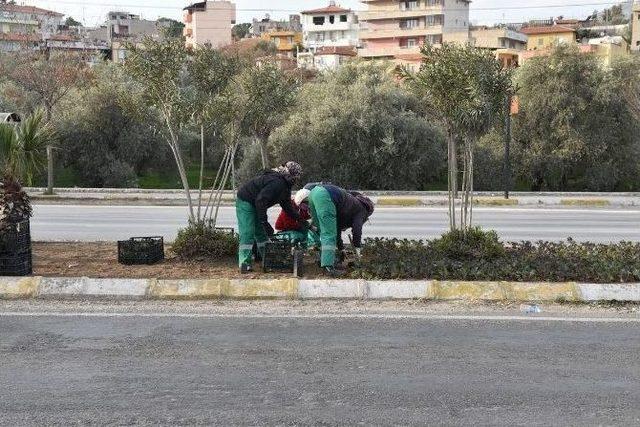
[0,221,32,276]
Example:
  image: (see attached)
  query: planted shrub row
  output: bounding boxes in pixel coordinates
[356,229,640,283]
[172,223,238,261]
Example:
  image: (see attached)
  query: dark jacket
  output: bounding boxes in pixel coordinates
[322,185,370,248]
[238,171,300,227]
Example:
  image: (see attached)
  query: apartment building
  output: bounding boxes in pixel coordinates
[301,2,359,52]
[183,1,236,49]
[0,3,63,51]
[85,12,170,62]
[0,3,63,37]
[470,26,528,68]
[632,1,640,52]
[358,0,471,64]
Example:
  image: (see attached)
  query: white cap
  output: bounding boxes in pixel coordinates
[294,189,311,205]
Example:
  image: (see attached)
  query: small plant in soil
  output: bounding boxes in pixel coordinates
[0,175,32,228]
[172,221,238,261]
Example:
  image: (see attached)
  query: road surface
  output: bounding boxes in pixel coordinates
[30,204,640,242]
[1,301,639,425]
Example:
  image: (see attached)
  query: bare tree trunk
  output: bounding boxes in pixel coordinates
[203,147,230,219]
[447,131,457,231]
[45,145,54,195]
[163,111,195,222]
[212,144,237,226]
[45,105,54,196]
[258,136,269,169]
[469,141,475,228]
[197,124,205,222]
[459,140,475,233]
[460,141,468,232]
[451,136,458,199]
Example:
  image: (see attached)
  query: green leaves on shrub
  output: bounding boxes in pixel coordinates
[171,222,238,260]
[432,228,505,261]
[357,232,640,283]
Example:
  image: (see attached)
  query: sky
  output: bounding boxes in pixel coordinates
[26,0,628,27]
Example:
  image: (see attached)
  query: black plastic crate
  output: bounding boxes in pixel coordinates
[263,237,304,276]
[0,251,32,276]
[0,221,30,255]
[118,236,164,265]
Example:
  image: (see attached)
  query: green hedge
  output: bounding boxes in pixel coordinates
[356,229,640,283]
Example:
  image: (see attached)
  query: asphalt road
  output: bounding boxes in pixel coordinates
[1,304,639,425]
[30,204,640,242]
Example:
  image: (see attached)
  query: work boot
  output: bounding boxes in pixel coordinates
[240,264,253,274]
[322,266,345,278]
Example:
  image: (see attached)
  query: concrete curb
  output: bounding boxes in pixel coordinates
[1,277,639,302]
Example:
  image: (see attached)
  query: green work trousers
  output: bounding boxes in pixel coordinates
[236,199,268,267]
[309,186,338,267]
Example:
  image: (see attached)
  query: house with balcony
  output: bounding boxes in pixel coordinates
[520,25,576,51]
[261,30,302,58]
[470,26,528,68]
[358,0,471,66]
[0,3,63,52]
[183,1,236,49]
[301,2,359,52]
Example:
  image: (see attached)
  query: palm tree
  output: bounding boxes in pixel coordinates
[0,110,54,185]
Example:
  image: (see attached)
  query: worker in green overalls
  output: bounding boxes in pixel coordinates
[236,162,303,273]
[308,184,375,277]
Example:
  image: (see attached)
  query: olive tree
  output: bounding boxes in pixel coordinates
[0,51,92,194]
[403,44,512,232]
[270,62,445,189]
[124,38,196,220]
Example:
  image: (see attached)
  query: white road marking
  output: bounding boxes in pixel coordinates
[0,311,639,323]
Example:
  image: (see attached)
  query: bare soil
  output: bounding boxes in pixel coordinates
[31,242,325,279]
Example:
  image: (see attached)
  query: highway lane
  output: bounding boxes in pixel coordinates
[1,305,639,425]
[30,205,640,243]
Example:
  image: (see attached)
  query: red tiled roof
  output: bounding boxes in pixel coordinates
[520,25,575,35]
[315,46,357,56]
[301,5,351,15]
[0,4,64,17]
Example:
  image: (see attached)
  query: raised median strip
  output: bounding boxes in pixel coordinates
[1,277,639,302]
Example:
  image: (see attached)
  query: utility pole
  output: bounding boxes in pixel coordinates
[503,93,512,200]
[42,37,55,195]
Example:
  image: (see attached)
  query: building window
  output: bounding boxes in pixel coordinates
[313,16,325,25]
[329,15,335,24]
[340,15,347,22]
[400,1,419,11]
[425,15,442,26]
[400,19,420,29]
